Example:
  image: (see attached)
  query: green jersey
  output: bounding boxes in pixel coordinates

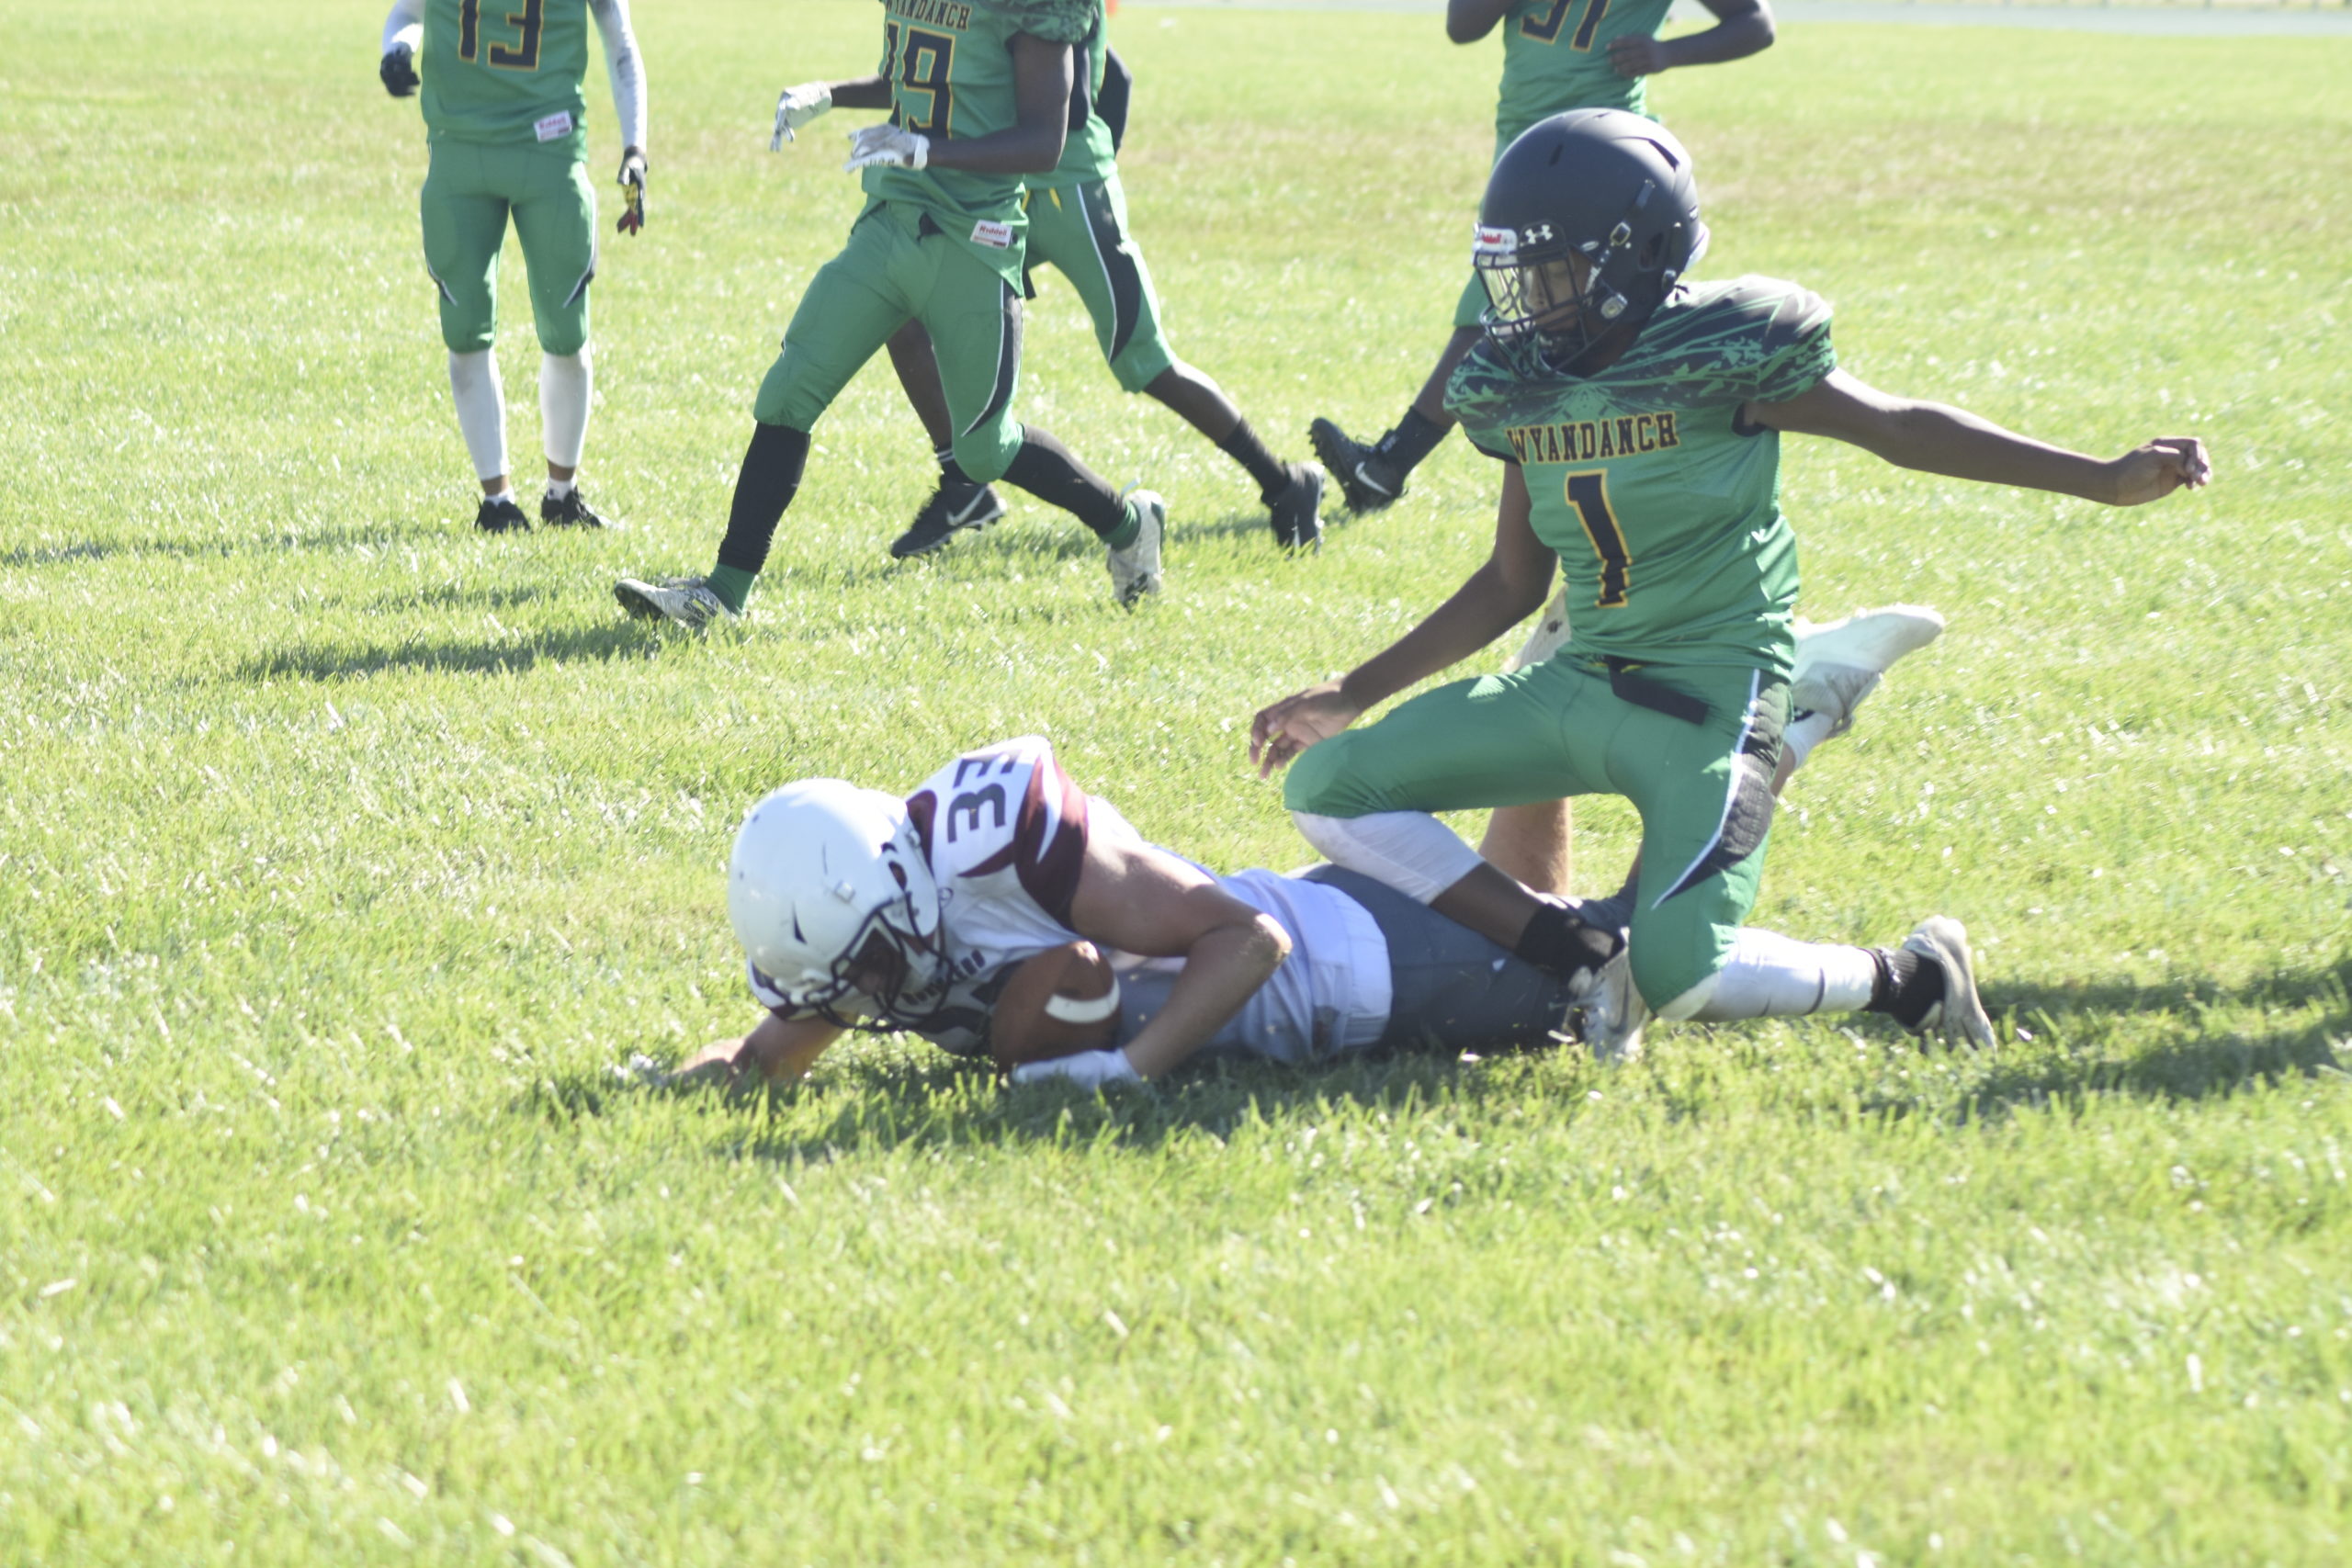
[1447,276,1837,677]
[863,0,1096,255]
[1493,0,1673,154]
[1035,5,1115,190]
[420,0,594,151]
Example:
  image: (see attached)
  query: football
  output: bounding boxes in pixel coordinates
[989,941,1123,1077]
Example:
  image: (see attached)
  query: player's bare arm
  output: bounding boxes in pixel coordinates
[1745,368,2213,505]
[675,1011,843,1091]
[846,36,1074,175]
[1608,0,1776,80]
[1064,840,1291,1079]
[1251,463,1555,777]
[1446,0,1517,45]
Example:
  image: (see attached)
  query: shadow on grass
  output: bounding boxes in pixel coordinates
[241,621,663,682]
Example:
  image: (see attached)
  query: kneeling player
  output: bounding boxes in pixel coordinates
[676,736,1629,1094]
[1253,110,2210,1058]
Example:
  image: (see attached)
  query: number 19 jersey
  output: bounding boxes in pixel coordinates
[1447,276,1838,678]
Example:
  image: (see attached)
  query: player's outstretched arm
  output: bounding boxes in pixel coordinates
[1446,0,1516,45]
[844,36,1071,175]
[1746,368,2212,506]
[673,1012,843,1091]
[1251,463,1555,777]
[1055,842,1290,1081]
[1609,0,1776,79]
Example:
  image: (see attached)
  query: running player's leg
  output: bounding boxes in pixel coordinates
[1308,280,1482,516]
[1032,175,1325,549]
[614,210,911,625]
[914,223,1165,605]
[420,141,527,533]
[507,147,607,526]
[883,320,1009,559]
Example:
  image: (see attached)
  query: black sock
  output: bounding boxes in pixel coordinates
[934,446,977,490]
[1375,409,1449,473]
[1001,426,1126,539]
[1864,946,1946,1030]
[1216,418,1291,501]
[717,422,811,578]
[1512,900,1620,978]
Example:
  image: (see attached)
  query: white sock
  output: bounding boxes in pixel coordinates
[1663,929,1879,1021]
[1290,810,1485,905]
[447,349,507,483]
[1782,709,1838,773]
[545,477,576,501]
[542,348,592,472]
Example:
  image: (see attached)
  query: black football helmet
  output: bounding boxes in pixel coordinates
[1473,108,1709,373]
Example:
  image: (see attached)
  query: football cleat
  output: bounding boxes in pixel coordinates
[1503,586,1573,673]
[1897,916,1995,1050]
[890,478,1007,558]
[475,493,531,534]
[1266,461,1327,551]
[1309,417,1406,514]
[1565,945,1648,1064]
[614,575,736,628]
[541,489,616,529]
[1107,488,1166,606]
[1790,604,1946,739]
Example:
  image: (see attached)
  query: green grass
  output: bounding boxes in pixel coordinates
[3,2,2349,1562]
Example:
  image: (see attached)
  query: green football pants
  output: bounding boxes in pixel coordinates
[420,137,595,356]
[753,202,1026,483]
[1024,174,1176,394]
[1283,655,1788,1009]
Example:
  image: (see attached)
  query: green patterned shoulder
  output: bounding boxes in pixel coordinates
[1630,276,1837,406]
[973,0,1098,44]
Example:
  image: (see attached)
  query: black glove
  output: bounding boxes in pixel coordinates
[616,149,647,235]
[380,44,419,98]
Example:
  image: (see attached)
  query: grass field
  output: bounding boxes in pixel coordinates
[4,2,2350,1562]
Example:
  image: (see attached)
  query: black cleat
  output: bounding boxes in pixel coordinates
[474,493,531,534]
[540,489,616,529]
[1266,461,1327,551]
[1309,417,1406,515]
[890,479,1008,558]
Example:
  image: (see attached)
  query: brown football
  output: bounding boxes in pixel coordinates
[989,941,1122,1077]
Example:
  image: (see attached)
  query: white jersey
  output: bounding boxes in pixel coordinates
[746,737,1391,1061]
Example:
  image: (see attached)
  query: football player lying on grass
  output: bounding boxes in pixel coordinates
[676,669,1937,1093]
[1253,109,2211,1066]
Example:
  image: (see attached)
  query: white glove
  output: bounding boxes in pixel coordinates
[770,82,833,151]
[1009,1048,1140,1091]
[844,123,930,173]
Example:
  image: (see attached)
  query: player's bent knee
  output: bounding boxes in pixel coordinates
[1652,968,1724,1023]
[1279,737,1360,817]
[537,321,589,359]
[949,427,1020,486]
[1112,344,1175,395]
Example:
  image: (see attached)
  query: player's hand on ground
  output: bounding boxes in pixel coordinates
[1250,682,1363,779]
[1008,1048,1139,1091]
[379,44,419,97]
[844,124,930,173]
[772,82,834,150]
[1606,35,1669,79]
[616,149,647,235]
[2105,437,2211,505]
[669,1038,752,1092]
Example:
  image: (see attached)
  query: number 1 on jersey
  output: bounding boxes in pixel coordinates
[1565,469,1631,608]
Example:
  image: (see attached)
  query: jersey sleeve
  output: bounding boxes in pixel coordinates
[589,0,648,152]
[1708,276,1838,406]
[1444,340,1533,464]
[905,736,1091,928]
[989,0,1097,45]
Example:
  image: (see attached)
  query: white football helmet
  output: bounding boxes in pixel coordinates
[727,780,948,1026]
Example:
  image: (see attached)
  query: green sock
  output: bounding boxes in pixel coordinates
[707,565,757,614]
[1101,502,1141,551]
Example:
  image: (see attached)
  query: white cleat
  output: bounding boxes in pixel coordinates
[614,575,737,629]
[1790,604,1946,738]
[1107,487,1166,606]
[1503,586,1573,673]
[1566,945,1649,1064]
[1899,915,1996,1050]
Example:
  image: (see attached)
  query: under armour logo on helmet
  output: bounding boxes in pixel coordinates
[1521,222,1556,245]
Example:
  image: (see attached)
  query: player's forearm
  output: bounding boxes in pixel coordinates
[1339,559,1545,713]
[589,0,649,155]
[923,120,1068,175]
[1120,916,1291,1079]
[1661,12,1776,70]
[1850,400,2122,502]
[828,75,892,112]
[1446,0,1514,45]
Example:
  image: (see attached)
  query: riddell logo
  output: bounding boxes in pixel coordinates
[1472,224,1518,256]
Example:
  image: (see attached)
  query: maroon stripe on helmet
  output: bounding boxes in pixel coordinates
[905,789,938,860]
[965,751,1090,925]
